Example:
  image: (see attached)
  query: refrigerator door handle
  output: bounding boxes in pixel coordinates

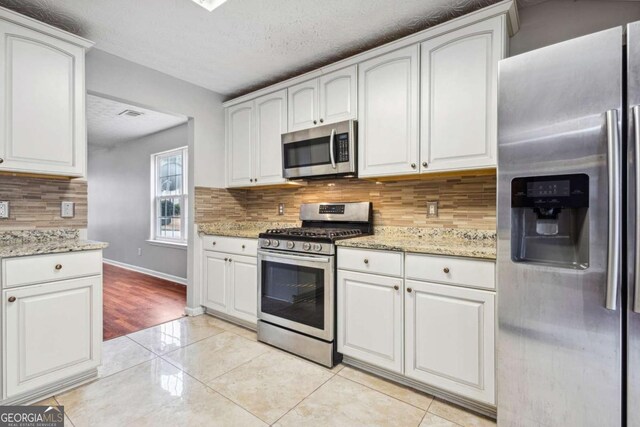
[633,105,640,313]
[606,109,621,311]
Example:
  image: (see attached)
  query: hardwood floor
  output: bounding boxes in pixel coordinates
[103,263,187,341]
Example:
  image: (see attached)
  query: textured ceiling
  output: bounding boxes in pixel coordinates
[0,0,503,98]
[87,95,187,147]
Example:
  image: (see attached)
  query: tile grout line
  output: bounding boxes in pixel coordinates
[425,398,478,427]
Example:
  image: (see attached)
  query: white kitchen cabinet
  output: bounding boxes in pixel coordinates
[0,16,92,177]
[420,17,504,172]
[226,90,287,188]
[405,279,495,404]
[202,236,258,325]
[337,269,403,373]
[288,66,357,132]
[358,45,420,178]
[254,90,288,185]
[226,100,254,187]
[4,276,102,399]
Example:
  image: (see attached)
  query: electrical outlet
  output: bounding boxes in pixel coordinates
[278,203,285,215]
[0,201,8,219]
[138,248,142,256]
[61,201,75,218]
[427,201,439,217]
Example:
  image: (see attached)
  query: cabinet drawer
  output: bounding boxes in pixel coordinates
[405,253,495,290]
[201,235,257,257]
[2,250,103,288]
[337,247,403,277]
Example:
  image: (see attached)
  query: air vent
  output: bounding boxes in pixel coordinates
[118,109,144,117]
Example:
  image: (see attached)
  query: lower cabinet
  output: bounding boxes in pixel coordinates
[404,279,495,405]
[337,270,403,373]
[3,276,102,398]
[202,248,257,325]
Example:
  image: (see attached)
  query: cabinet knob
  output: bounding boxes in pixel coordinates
[320,118,324,123]
[250,179,254,182]
[363,258,369,264]
[410,163,416,169]
[242,244,246,249]
[212,241,216,246]
[55,264,63,270]
[443,267,450,274]
[407,287,413,293]
[228,258,232,262]
[313,120,317,125]
[393,285,399,291]
[254,178,257,182]
[8,296,16,303]
[422,161,428,168]
[224,258,228,261]
[0,158,3,164]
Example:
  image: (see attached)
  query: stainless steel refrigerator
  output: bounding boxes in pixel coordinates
[498,23,640,426]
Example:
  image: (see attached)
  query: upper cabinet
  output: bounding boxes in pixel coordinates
[420,17,504,173]
[288,66,357,132]
[226,90,288,188]
[0,11,93,178]
[358,46,420,178]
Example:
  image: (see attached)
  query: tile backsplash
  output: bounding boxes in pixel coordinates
[195,173,496,230]
[0,175,87,230]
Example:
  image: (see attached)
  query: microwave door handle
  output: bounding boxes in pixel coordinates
[329,128,336,169]
[633,105,640,313]
[606,109,621,311]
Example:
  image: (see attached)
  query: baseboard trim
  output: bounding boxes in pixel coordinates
[3,369,98,406]
[103,259,187,285]
[184,306,205,316]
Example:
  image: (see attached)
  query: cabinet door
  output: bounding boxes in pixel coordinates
[254,90,287,185]
[226,100,254,187]
[228,255,258,324]
[420,17,503,172]
[337,270,403,373]
[319,66,357,125]
[358,45,420,178]
[405,280,495,404]
[0,20,86,177]
[202,251,229,313]
[288,79,319,131]
[4,276,102,398]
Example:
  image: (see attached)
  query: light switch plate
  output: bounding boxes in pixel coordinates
[61,201,75,218]
[427,201,438,217]
[278,203,285,215]
[0,201,8,219]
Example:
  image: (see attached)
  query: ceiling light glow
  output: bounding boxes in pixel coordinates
[191,0,227,12]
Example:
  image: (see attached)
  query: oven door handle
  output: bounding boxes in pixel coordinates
[258,250,331,263]
[329,128,336,169]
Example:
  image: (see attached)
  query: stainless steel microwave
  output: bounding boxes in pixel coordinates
[282,120,357,179]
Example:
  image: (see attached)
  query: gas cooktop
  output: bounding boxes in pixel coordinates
[261,227,364,241]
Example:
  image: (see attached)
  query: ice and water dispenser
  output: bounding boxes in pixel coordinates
[511,174,589,269]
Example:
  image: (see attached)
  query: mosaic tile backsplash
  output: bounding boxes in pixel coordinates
[195,173,497,230]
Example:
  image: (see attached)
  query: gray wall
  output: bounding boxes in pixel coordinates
[88,124,189,280]
[511,0,640,56]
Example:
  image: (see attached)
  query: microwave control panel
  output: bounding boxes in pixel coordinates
[336,133,349,162]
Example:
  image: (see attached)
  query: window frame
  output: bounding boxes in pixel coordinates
[150,146,188,245]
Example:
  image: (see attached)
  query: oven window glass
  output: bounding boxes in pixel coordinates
[261,260,325,330]
[284,136,331,168]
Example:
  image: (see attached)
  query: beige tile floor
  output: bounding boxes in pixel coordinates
[34,314,496,427]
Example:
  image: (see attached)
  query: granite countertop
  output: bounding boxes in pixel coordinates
[335,226,497,260]
[198,221,299,239]
[0,229,108,258]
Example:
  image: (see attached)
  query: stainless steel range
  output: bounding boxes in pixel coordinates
[257,202,372,367]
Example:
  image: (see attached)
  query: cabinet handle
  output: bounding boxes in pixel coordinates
[313,120,317,125]
[422,161,428,168]
[393,285,399,291]
[443,267,450,274]
[55,264,63,270]
[410,163,416,169]
[407,287,413,293]
[363,258,369,264]
[320,118,324,123]
[8,296,16,303]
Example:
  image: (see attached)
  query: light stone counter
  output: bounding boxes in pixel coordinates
[335,226,496,260]
[0,229,108,258]
[197,221,299,239]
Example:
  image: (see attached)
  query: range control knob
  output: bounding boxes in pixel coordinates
[302,242,311,251]
[286,241,295,249]
[313,243,322,252]
[263,239,271,247]
[271,240,280,247]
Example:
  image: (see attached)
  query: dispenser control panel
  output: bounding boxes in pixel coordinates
[512,174,589,208]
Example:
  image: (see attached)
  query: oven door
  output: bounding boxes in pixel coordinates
[282,120,355,179]
[258,249,334,341]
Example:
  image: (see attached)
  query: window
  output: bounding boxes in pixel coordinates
[152,147,188,243]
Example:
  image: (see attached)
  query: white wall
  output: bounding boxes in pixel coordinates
[88,124,189,280]
[86,49,226,310]
[511,0,640,56]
